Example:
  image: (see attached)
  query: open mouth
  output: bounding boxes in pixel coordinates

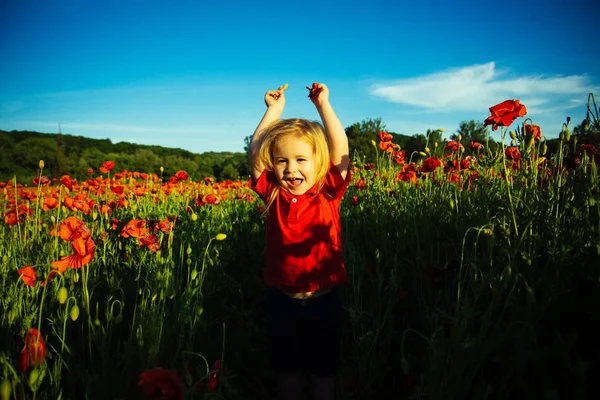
[286,178,303,188]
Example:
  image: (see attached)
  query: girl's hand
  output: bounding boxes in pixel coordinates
[264,84,288,108]
[306,82,329,106]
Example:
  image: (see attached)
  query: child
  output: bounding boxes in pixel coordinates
[248,83,351,400]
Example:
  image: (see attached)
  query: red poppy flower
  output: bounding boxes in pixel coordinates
[392,151,405,165]
[99,161,115,174]
[306,82,323,99]
[421,157,442,173]
[207,360,221,392]
[121,219,147,238]
[505,147,521,161]
[483,100,527,130]
[32,176,50,186]
[204,177,214,184]
[173,171,189,181]
[444,140,462,152]
[51,237,96,272]
[4,212,19,225]
[580,144,597,156]
[205,194,220,205]
[524,123,542,141]
[379,141,395,152]
[18,266,36,287]
[20,328,47,372]
[138,367,182,400]
[470,141,484,151]
[350,196,359,206]
[139,234,161,252]
[42,197,60,211]
[378,131,393,142]
[58,216,91,242]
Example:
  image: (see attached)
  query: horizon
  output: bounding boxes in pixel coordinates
[1,0,599,154]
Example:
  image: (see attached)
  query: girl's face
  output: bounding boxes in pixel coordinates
[272,134,316,195]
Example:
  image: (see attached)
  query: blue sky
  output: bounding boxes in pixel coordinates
[1,0,599,154]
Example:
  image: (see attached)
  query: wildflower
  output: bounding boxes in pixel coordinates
[524,123,542,141]
[139,234,161,252]
[121,219,147,238]
[469,141,484,151]
[505,147,521,161]
[173,171,189,182]
[51,237,96,272]
[20,328,46,372]
[18,266,36,287]
[32,176,50,186]
[57,216,91,242]
[138,368,182,400]
[99,161,115,174]
[483,100,527,131]
[445,140,462,152]
[350,196,359,206]
[42,197,59,211]
[206,360,221,392]
[421,157,442,173]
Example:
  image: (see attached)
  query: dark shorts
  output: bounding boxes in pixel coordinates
[265,287,342,377]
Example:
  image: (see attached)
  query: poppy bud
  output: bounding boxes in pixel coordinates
[439,128,445,133]
[57,287,68,304]
[70,304,80,321]
[401,356,409,375]
[419,151,427,157]
[28,369,41,388]
[282,83,288,91]
[541,143,547,155]
[425,147,430,153]
[160,166,164,173]
[152,294,157,301]
[191,269,198,280]
[434,142,438,148]
[191,213,198,221]
[1,379,10,400]
[457,134,462,141]
[371,140,376,148]
[186,246,192,255]
[509,131,517,140]
[39,160,44,169]
[565,128,571,142]
[215,233,227,241]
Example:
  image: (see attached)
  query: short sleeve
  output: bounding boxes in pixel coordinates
[324,162,352,199]
[250,169,277,202]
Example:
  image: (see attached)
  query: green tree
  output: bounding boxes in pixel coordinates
[346,118,387,163]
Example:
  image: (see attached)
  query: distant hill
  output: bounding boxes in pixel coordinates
[0,129,249,184]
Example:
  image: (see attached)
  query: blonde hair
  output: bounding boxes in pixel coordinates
[256,118,331,214]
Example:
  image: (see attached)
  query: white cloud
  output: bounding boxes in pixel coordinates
[369,62,598,114]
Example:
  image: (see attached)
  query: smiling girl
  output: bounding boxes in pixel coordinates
[248,83,351,400]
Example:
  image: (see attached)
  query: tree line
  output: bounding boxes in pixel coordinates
[1,117,595,184]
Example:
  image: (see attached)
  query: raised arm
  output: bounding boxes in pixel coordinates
[248,85,286,181]
[308,83,349,179]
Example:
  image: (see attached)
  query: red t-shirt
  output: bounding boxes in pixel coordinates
[251,162,352,293]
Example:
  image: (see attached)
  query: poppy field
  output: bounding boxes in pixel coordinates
[1,96,599,400]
